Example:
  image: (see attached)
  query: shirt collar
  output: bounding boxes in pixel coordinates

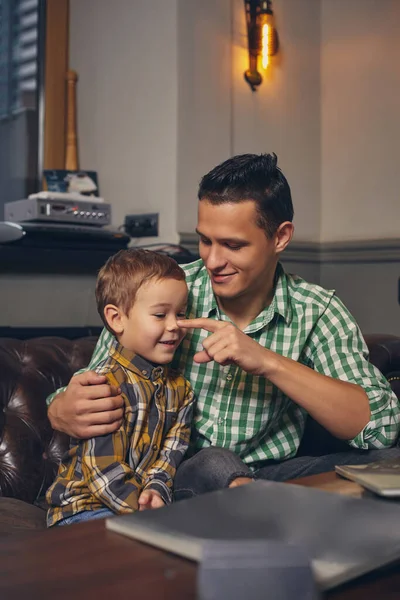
[109,339,166,381]
[196,262,293,327]
[198,269,219,317]
[273,263,293,326]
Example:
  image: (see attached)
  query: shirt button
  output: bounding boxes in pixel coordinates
[226,374,232,381]
[218,418,224,425]
[142,369,148,376]
[152,444,158,451]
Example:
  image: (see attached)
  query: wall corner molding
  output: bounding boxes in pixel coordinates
[180,234,400,264]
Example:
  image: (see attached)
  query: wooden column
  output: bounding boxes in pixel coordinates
[43,0,69,170]
[65,70,79,170]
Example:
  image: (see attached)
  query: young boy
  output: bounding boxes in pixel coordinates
[46,249,194,526]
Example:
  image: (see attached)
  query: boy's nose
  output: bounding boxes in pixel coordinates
[166,317,178,331]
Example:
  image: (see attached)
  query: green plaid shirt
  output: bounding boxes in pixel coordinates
[48,260,400,468]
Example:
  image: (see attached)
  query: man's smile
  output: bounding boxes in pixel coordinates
[211,272,237,284]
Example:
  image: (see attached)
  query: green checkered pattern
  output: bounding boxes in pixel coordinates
[48,260,400,468]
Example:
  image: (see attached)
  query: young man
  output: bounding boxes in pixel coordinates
[47,154,400,498]
[46,249,194,525]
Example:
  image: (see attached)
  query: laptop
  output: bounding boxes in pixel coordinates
[335,457,400,497]
[106,480,400,591]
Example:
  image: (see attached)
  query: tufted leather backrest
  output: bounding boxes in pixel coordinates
[0,334,399,503]
[0,337,97,503]
[364,334,400,400]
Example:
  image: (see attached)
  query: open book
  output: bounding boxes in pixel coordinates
[105,480,400,591]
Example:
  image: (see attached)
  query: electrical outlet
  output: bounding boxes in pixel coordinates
[124,213,159,238]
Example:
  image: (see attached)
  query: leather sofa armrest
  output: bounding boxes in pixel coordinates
[0,337,97,503]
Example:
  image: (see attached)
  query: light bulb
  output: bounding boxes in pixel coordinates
[261,12,277,70]
[261,23,270,69]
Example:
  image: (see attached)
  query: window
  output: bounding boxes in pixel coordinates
[0,0,68,217]
[0,0,43,215]
[0,0,40,117]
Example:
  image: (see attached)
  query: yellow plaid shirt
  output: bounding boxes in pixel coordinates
[46,341,194,527]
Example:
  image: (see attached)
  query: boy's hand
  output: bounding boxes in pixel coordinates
[138,489,165,511]
[48,371,124,439]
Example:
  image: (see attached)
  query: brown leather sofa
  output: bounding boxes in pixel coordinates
[1,334,400,537]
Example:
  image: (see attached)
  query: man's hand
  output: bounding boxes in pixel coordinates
[47,371,124,439]
[179,318,371,440]
[177,318,273,377]
[138,489,165,511]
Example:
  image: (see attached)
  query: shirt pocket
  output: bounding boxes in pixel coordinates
[124,403,139,437]
[163,409,178,437]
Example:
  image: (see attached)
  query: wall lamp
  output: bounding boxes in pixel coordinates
[244,0,279,91]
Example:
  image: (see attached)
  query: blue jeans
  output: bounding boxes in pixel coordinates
[173,446,400,501]
[56,507,115,526]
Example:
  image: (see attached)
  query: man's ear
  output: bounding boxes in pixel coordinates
[104,304,124,334]
[275,221,294,255]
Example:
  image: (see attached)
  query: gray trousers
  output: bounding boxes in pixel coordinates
[173,445,400,501]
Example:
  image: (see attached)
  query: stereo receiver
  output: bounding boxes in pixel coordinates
[5,196,111,227]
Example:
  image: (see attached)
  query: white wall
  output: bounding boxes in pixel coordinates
[321,0,400,242]
[69,0,179,243]
[176,0,321,242]
[70,0,321,244]
[176,0,232,234]
[231,0,321,242]
[70,0,400,245]
[177,0,400,244]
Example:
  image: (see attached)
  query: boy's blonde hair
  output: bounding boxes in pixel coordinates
[96,248,186,334]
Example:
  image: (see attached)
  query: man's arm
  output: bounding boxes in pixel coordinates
[303,296,400,449]
[178,305,400,444]
[142,380,195,504]
[47,328,124,438]
[48,371,124,438]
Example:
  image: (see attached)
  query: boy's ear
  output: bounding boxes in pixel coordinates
[104,304,124,334]
[274,221,294,255]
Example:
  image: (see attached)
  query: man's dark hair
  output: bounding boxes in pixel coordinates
[198,153,294,238]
